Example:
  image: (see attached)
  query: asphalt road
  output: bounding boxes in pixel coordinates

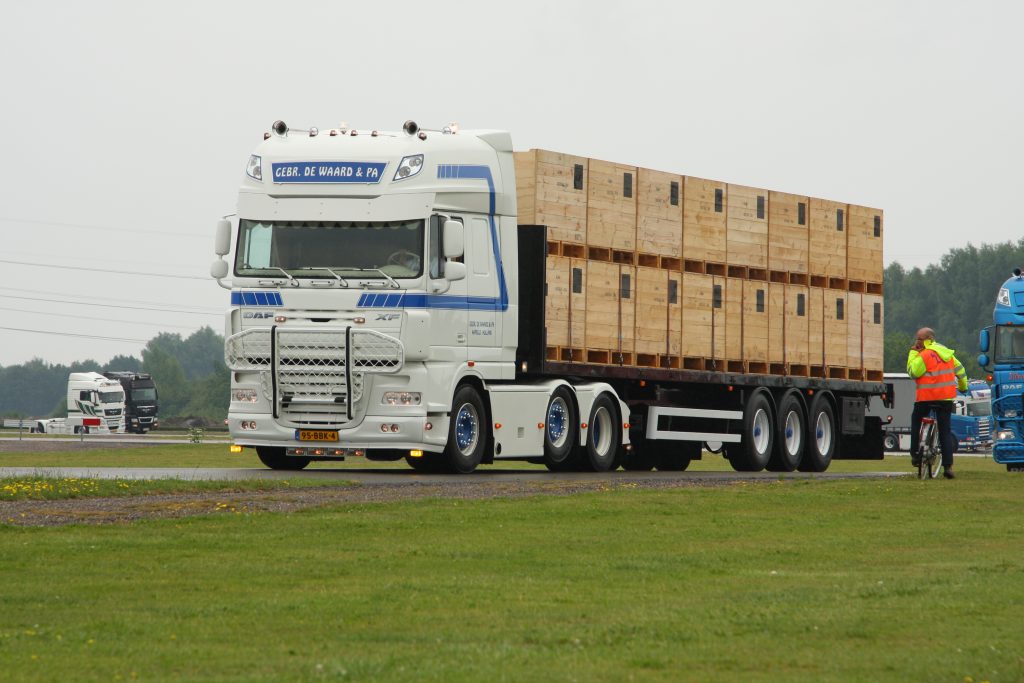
[0,466,909,484]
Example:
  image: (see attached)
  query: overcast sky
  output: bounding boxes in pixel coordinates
[1,0,1021,367]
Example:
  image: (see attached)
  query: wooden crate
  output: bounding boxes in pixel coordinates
[681,272,724,359]
[621,265,636,357]
[514,150,589,244]
[768,282,785,364]
[809,287,825,368]
[683,176,727,263]
[585,261,620,352]
[847,204,884,283]
[848,291,863,373]
[668,272,682,358]
[809,198,848,279]
[635,266,668,355]
[727,184,768,269]
[785,284,810,366]
[743,280,769,363]
[863,293,884,372]
[725,278,743,361]
[768,190,809,275]
[638,169,682,257]
[544,255,571,348]
[824,289,848,368]
[588,159,637,250]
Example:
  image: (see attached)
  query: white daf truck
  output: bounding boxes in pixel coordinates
[213,120,887,473]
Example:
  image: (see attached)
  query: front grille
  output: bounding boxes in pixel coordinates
[978,417,992,440]
[105,409,122,416]
[226,326,403,426]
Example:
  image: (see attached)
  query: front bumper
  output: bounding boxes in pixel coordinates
[228,411,450,453]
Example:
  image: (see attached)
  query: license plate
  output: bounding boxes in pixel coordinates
[296,429,339,442]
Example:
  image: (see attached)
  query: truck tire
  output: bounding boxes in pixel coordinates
[442,384,487,474]
[883,433,899,452]
[543,387,580,471]
[799,394,835,472]
[767,391,805,472]
[726,391,774,472]
[581,393,619,472]
[652,440,699,471]
[256,447,310,470]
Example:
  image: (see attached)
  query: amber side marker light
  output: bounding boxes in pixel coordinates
[230,445,243,453]
[409,450,424,458]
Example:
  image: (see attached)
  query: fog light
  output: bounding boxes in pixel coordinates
[229,444,243,453]
[232,388,258,403]
[997,430,1016,441]
[409,449,423,458]
[383,392,421,406]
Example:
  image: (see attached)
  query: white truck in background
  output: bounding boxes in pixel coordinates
[7,373,127,435]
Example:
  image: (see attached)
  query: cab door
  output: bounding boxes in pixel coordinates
[465,215,501,361]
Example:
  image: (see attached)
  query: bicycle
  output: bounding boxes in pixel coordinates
[916,416,942,479]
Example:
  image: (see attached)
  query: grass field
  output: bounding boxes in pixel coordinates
[0,450,1021,681]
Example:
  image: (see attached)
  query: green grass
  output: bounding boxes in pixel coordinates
[0,476,326,501]
[0,460,1021,681]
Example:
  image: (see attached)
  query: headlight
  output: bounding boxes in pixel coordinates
[393,155,424,181]
[232,388,259,403]
[382,392,421,406]
[246,154,262,181]
[997,288,1010,306]
[996,429,1016,440]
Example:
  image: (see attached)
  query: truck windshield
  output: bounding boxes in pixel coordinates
[235,219,425,279]
[994,325,1024,364]
[132,388,157,401]
[965,401,992,416]
[99,391,124,404]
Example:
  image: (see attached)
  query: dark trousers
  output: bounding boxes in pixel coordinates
[910,400,954,467]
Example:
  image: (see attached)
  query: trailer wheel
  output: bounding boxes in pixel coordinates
[726,391,774,472]
[799,394,835,472]
[581,393,619,472]
[256,447,310,470]
[882,433,899,452]
[442,384,487,474]
[767,392,805,472]
[543,387,580,471]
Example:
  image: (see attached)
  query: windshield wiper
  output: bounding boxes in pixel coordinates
[295,267,351,288]
[263,267,297,285]
[349,268,401,289]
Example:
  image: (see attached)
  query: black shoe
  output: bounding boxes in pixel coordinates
[943,468,955,479]
[911,454,921,467]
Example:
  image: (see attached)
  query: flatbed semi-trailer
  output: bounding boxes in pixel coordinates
[213,121,888,473]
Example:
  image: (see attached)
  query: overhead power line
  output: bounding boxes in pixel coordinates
[0,325,149,343]
[0,259,208,281]
[0,285,223,313]
[0,306,208,330]
[2,294,221,316]
[0,216,207,239]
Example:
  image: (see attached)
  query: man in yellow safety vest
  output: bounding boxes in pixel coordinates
[907,327,969,478]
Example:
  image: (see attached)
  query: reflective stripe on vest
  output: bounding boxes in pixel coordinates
[915,349,957,401]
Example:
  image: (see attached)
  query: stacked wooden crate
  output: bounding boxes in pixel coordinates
[515,149,885,381]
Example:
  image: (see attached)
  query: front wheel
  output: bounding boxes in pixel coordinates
[257,447,310,470]
[580,394,620,472]
[443,385,487,474]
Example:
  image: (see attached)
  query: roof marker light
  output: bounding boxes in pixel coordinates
[371,130,379,137]
[309,127,319,137]
[443,122,459,134]
[418,131,427,140]
[272,120,288,136]
[350,129,358,136]
[329,130,338,136]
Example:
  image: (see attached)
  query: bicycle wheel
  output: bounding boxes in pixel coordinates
[927,428,942,479]
[917,419,936,480]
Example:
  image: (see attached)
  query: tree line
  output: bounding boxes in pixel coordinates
[0,327,228,422]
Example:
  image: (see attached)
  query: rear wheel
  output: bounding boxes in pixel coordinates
[442,385,487,474]
[767,392,804,472]
[543,387,580,471]
[257,447,310,470]
[883,432,899,452]
[726,392,774,472]
[799,394,835,472]
[581,394,619,472]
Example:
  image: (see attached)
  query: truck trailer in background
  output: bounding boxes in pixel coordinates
[212,120,888,473]
[103,372,159,433]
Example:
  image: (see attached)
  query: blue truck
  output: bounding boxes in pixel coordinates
[978,267,1024,471]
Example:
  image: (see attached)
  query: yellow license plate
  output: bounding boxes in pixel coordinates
[296,430,339,442]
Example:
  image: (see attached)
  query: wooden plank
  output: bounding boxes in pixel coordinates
[824,288,848,368]
[809,287,824,367]
[848,291,863,373]
[725,277,743,361]
[584,260,620,353]
[635,266,668,354]
[637,168,683,257]
[863,293,884,371]
[513,150,536,225]
[587,159,637,250]
[620,265,636,357]
[681,272,714,358]
[743,280,769,362]
[809,197,847,278]
[544,255,569,347]
[847,204,884,283]
[683,176,727,263]
[768,282,785,364]
[785,284,810,366]
[668,272,682,357]
[768,190,809,274]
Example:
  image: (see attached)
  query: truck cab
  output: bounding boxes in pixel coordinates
[103,372,159,433]
[978,268,1024,469]
[67,372,126,433]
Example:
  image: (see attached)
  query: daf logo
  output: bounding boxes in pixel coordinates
[375,313,400,321]
[243,311,274,319]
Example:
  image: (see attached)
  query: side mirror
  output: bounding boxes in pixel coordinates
[443,219,464,259]
[215,219,232,256]
[210,260,229,279]
[978,353,990,369]
[444,261,466,282]
[979,328,990,353]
